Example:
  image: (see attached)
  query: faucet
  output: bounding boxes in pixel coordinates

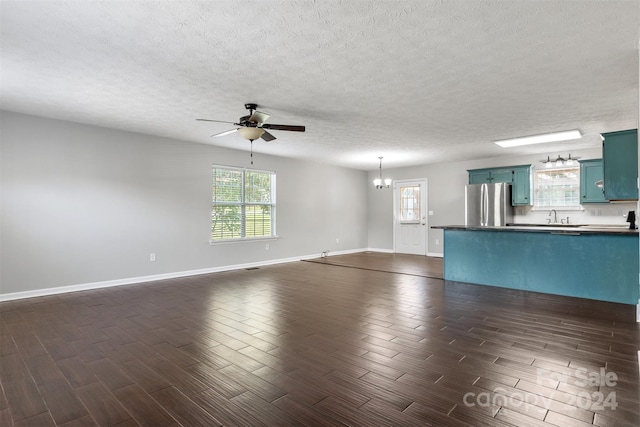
[549,209,557,224]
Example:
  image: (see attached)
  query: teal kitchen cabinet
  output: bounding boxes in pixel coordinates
[602,129,638,201]
[468,168,513,184]
[468,169,492,184]
[488,168,514,184]
[441,227,639,304]
[579,159,607,203]
[511,165,531,205]
[468,165,531,206]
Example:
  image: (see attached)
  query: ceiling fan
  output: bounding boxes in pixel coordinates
[196,103,305,142]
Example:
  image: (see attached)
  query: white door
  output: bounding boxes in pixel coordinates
[394,179,427,255]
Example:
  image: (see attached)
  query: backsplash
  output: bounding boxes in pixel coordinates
[514,202,637,226]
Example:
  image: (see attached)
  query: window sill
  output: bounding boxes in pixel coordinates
[209,236,280,245]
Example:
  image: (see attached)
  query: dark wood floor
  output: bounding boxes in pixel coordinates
[1,253,639,426]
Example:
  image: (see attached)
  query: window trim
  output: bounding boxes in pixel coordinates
[210,165,277,244]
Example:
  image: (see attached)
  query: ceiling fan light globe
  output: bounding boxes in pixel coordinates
[238,127,265,140]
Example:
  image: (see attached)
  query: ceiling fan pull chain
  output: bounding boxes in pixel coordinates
[250,140,254,165]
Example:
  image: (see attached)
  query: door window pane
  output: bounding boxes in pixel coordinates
[400,185,420,222]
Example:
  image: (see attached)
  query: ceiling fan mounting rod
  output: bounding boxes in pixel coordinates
[244,103,258,114]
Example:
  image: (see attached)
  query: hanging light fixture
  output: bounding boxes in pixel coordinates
[374,157,392,189]
[541,154,580,168]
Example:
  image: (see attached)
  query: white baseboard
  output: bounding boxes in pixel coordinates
[428,252,444,258]
[0,248,369,302]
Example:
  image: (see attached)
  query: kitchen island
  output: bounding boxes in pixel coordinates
[433,225,639,305]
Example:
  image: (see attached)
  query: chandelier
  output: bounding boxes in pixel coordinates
[373,157,392,189]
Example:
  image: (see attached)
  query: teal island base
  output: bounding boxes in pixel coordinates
[442,228,639,305]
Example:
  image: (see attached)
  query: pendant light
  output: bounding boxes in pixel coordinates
[374,157,392,189]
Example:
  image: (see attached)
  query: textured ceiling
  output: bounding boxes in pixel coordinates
[1,0,639,170]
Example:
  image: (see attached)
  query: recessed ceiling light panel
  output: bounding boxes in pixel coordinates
[494,130,582,148]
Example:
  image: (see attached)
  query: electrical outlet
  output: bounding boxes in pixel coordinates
[265,243,269,251]
[435,239,440,245]
[336,238,339,244]
[149,253,156,262]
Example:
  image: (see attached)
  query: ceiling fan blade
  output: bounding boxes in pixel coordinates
[261,131,276,142]
[249,111,269,124]
[196,118,236,124]
[261,124,305,132]
[211,129,238,137]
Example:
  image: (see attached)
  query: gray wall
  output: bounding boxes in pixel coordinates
[1,111,368,295]
[2,110,636,297]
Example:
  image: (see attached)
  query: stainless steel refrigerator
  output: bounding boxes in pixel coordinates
[465,183,514,226]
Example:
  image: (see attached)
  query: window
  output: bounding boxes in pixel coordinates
[211,166,276,241]
[399,185,421,223]
[533,166,580,208]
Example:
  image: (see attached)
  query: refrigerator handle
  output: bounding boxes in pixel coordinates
[480,184,484,226]
[481,183,488,226]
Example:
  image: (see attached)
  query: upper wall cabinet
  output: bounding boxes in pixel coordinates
[602,129,638,201]
[468,165,531,206]
[468,168,513,184]
[579,159,607,203]
[511,165,531,206]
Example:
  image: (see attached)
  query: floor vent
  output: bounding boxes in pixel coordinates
[245,267,259,270]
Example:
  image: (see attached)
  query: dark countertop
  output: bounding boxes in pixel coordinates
[431,224,638,236]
